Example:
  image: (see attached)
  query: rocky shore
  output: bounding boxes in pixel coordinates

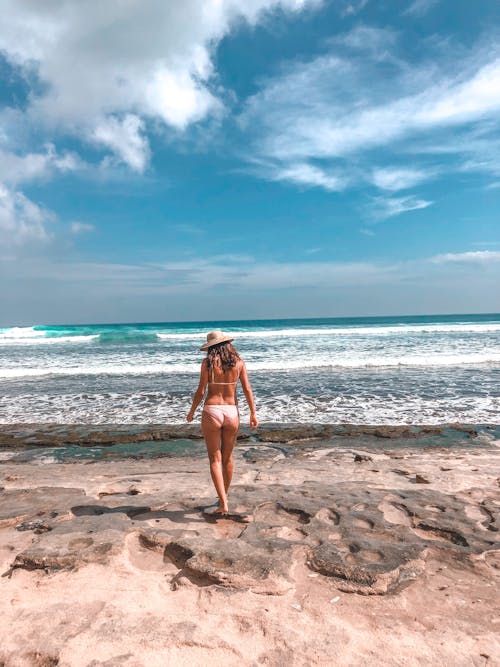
[0,422,490,449]
[0,423,499,666]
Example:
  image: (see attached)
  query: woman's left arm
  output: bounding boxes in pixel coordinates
[187,361,208,422]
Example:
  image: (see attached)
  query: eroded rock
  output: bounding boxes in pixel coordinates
[354,454,373,462]
[0,486,86,528]
[415,474,430,484]
[2,479,498,596]
[12,513,130,572]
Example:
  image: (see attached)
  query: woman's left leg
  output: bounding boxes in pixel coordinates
[221,410,239,494]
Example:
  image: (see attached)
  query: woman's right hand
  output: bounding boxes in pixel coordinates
[249,412,258,429]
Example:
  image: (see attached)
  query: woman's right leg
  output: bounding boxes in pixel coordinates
[221,411,239,494]
[201,411,228,513]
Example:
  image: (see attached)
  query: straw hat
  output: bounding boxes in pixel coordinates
[200,330,234,351]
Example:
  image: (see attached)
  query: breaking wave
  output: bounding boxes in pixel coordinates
[2,351,500,378]
[2,320,500,347]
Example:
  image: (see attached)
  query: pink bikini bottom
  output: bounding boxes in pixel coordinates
[202,404,239,428]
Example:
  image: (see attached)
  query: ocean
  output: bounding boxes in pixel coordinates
[0,314,499,425]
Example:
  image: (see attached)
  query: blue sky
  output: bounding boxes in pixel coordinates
[0,0,499,325]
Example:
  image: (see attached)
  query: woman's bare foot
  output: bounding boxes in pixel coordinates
[215,501,228,514]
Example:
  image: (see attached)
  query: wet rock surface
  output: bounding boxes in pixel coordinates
[1,422,497,450]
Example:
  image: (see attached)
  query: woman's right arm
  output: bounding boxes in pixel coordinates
[239,360,258,429]
[187,361,208,422]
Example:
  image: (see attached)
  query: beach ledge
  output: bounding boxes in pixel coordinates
[0,423,499,666]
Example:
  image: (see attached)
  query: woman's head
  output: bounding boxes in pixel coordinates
[206,341,240,371]
[200,329,233,351]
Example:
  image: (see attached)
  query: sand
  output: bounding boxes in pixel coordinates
[0,423,499,666]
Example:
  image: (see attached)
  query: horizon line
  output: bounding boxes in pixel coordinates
[2,311,500,329]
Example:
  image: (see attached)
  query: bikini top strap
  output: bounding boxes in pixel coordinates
[208,361,241,384]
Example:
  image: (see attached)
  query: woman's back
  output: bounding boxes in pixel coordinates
[205,359,241,405]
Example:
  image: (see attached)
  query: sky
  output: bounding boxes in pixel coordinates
[0,0,499,326]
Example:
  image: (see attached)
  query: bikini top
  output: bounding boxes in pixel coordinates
[208,363,240,386]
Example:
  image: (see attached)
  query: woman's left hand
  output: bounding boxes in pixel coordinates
[249,412,258,429]
[186,411,194,423]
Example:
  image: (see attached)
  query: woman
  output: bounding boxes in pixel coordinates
[187,330,258,515]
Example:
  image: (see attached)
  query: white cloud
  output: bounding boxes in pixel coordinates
[0,0,321,172]
[246,53,500,161]
[416,59,500,126]
[1,255,393,292]
[0,144,83,249]
[0,144,83,185]
[270,162,346,190]
[430,250,500,264]
[371,195,433,219]
[409,127,500,177]
[403,0,439,17]
[238,259,386,289]
[332,25,397,54]
[3,247,499,323]
[3,247,499,295]
[340,0,369,17]
[241,28,500,194]
[371,167,431,191]
[71,222,94,235]
[0,185,53,246]
[91,115,150,173]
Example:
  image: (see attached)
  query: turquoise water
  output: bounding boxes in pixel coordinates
[0,314,499,424]
[0,439,206,464]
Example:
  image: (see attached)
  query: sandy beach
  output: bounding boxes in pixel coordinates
[0,423,499,666]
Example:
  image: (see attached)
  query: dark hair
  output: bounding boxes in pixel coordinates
[206,342,240,372]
